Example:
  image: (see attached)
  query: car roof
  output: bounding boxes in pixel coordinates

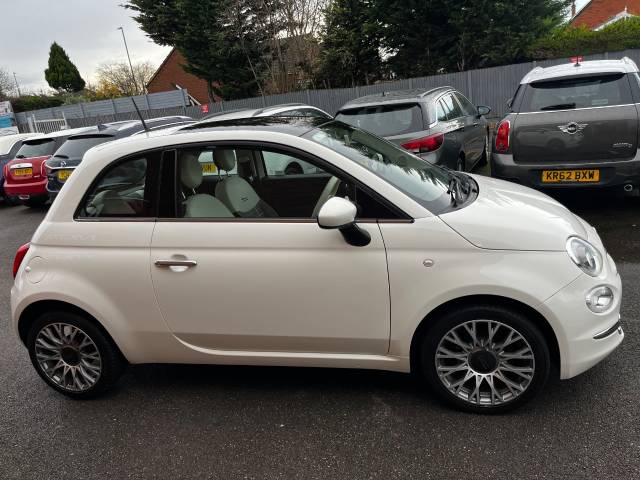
[338,87,453,111]
[64,116,195,140]
[22,126,97,144]
[178,116,331,136]
[200,104,329,122]
[521,57,639,84]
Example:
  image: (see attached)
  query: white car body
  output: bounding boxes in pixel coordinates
[10,122,623,408]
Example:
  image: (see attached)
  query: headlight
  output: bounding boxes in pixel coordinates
[586,286,614,313]
[566,236,602,277]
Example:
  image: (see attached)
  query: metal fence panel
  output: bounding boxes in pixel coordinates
[17,49,640,133]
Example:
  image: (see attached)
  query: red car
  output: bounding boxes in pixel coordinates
[3,128,93,207]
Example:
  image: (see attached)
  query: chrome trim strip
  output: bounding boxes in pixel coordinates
[9,163,33,170]
[518,104,636,115]
[593,320,622,340]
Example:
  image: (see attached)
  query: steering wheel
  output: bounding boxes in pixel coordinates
[312,176,341,217]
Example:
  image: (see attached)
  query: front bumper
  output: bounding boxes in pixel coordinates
[491,152,640,188]
[539,254,624,379]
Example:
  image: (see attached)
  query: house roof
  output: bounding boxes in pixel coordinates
[571,0,640,29]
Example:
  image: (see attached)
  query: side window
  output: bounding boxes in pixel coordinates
[263,151,323,176]
[173,145,400,220]
[455,93,477,116]
[78,155,152,218]
[437,100,450,122]
[441,94,464,120]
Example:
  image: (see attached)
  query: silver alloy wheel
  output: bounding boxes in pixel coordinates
[435,320,535,406]
[34,323,102,392]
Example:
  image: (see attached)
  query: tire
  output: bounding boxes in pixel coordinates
[284,162,303,175]
[477,132,489,167]
[420,304,550,414]
[23,196,48,208]
[27,311,125,399]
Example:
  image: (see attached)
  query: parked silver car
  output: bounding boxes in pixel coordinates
[336,88,491,172]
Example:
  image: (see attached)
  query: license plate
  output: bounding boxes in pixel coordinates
[13,167,32,176]
[57,169,72,182]
[201,163,217,174]
[541,169,600,183]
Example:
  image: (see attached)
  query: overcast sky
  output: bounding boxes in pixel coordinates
[1,0,590,95]
[0,0,171,94]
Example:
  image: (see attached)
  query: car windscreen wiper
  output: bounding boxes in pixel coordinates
[447,173,471,207]
[540,102,576,111]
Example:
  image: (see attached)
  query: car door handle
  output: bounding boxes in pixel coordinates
[154,260,198,268]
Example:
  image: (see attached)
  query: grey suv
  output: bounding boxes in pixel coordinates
[336,88,491,171]
[493,57,640,191]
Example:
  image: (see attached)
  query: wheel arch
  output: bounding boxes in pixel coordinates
[409,294,560,375]
[18,300,127,361]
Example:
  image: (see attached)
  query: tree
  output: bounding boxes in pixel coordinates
[96,61,156,96]
[315,0,384,88]
[377,0,570,77]
[125,0,275,100]
[44,42,86,92]
[0,68,13,99]
[375,0,570,77]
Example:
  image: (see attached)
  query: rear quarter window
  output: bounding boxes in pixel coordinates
[336,104,424,137]
[520,74,632,112]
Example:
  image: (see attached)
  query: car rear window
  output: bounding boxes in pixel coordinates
[15,139,56,158]
[54,135,113,158]
[336,104,424,137]
[520,73,632,112]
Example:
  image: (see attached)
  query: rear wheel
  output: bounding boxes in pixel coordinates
[27,311,125,398]
[420,305,550,413]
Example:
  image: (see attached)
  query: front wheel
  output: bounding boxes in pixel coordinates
[420,305,550,413]
[27,311,125,398]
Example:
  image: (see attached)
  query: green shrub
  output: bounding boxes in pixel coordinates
[11,95,65,113]
[530,17,640,59]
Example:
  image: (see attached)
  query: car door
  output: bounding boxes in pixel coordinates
[454,92,485,162]
[149,144,391,355]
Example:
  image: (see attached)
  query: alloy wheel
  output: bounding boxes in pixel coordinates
[435,319,535,406]
[34,323,102,392]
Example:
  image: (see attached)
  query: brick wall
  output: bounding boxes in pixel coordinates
[147,49,211,104]
[571,0,640,29]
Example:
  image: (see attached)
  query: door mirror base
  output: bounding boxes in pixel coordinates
[339,223,371,247]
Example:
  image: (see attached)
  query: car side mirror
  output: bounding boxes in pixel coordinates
[317,197,371,247]
[477,105,491,117]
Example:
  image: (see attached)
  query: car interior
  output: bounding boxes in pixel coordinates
[79,146,400,220]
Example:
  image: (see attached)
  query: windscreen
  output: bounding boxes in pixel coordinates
[336,104,424,137]
[305,121,453,213]
[54,136,113,158]
[521,74,632,112]
[15,139,56,158]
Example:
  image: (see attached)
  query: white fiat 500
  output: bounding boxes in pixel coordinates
[11,117,623,413]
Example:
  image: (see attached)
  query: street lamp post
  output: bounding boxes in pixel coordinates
[117,26,139,95]
[12,72,21,97]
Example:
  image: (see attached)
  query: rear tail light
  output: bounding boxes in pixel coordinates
[13,243,30,278]
[495,120,511,153]
[401,133,444,153]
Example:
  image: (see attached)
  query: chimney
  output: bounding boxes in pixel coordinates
[571,1,576,18]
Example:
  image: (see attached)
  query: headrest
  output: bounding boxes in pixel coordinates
[214,149,236,172]
[181,152,203,189]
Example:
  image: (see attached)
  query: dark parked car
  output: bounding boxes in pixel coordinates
[336,88,491,171]
[492,57,640,192]
[45,116,193,200]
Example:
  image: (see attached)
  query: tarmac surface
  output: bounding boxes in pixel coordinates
[0,186,638,479]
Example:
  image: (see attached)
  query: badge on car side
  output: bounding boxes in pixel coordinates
[558,122,587,135]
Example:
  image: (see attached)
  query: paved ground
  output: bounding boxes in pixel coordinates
[0,187,638,480]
